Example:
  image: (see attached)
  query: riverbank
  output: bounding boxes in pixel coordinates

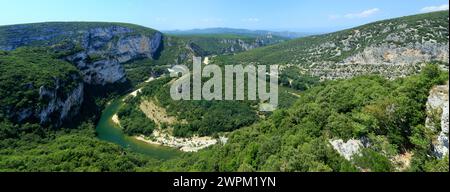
[111,114,224,152]
[96,99,180,159]
[135,129,224,152]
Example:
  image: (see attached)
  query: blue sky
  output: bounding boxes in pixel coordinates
[0,0,448,32]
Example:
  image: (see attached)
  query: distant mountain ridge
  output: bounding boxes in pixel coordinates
[164,27,313,39]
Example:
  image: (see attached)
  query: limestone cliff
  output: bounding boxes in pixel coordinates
[426,82,449,158]
[0,23,164,85]
[64,28,163,85]
[38,80,84,127]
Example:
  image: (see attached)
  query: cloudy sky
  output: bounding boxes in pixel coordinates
[0,0,448,32]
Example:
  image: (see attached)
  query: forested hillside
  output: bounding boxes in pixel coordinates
[211,11,449,80]
[160,65,449,172]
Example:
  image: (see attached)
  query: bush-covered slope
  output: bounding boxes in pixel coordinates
[211,11,449,80]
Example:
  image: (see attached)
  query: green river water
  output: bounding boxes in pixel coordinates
[95,98,181,160]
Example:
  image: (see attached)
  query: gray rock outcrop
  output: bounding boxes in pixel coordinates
[64,27,163,85]
[329,139,364,160]
[343,42,449,67]
[426,82,449,159]
[38,81,84,126]
[14,77,84,127]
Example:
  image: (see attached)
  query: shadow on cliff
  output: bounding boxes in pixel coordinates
[64,80,133,129]
[152,37,164,60]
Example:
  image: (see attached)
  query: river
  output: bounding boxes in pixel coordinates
[95,97,181,160]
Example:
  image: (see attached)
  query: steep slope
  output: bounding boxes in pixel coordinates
[426,82,449,159]
[0,48,83,127]
[217,11,449,80]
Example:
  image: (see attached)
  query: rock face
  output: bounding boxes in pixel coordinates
[343,43,449,66]
[425,82,449,158]
[38,81,84,127]
[63,27,163,85]
[0,23,164,85]
[329,139,364,160]
[14,76,84,127]
[218,38,267,53]
[310,42,449,80]
[436,103,449,158]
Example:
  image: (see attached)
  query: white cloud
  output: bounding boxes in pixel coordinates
[420,4,449,13]
[344,8,380,19]
[328,8,380,20]
[242,18,260,22]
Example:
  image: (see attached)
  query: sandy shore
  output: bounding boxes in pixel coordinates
[113,112,226,152]
[122,88,142,101]
[135,129,226,152]
[130,88,142,97]
[112,114,121,126]
[122,77,155,101]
